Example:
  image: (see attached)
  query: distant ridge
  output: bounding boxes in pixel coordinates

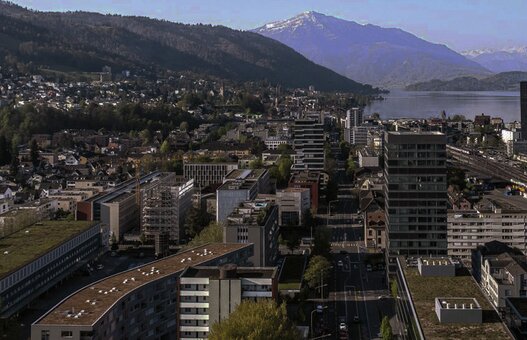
[253,11,491,88]
[0,2,377,93]
[405,71,527,91]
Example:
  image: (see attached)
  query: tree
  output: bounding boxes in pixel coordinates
[209,300,300,340]
[184,221,223,249]
[303,255,332,289]
[30,139,39,167]
[285,229,300,254]
[9,143,19,177]
[381,316,393,340]
[0,136,11,166]
[180,121,189,132]
[110,233,118,251]
[249,158,263,169]
[312,228,331,258]
[346,158,356,178]
[185,206,211,238]
[160,140,170,154]
[139,129,152,146]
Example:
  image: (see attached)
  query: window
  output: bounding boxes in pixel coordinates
[61,331,73,338]
[41,330,50,340]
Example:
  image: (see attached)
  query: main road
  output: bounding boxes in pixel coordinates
[321,167,393,339]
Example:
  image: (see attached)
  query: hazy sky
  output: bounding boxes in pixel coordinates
[11,0,526,51]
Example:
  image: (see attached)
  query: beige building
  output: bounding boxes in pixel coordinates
[276,187,310,226]
[101,192,138,241]
[481,252,527,308]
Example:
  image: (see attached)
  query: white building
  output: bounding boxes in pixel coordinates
[276,187,310,226]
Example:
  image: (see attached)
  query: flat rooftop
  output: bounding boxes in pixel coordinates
[477,190,527,212]
[217,180,256,191]
[401,258,509,339]
[224,169,267,181]
[0,220,97,278]
[35,243,250,326]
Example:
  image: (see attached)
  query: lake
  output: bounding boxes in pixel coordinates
[364,90,521,122]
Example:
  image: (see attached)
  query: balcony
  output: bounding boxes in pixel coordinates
[180,326,209,332]
[242,291,273,298]
[180,290,210,297]
[180,302,209,308]
[180,314,210,320]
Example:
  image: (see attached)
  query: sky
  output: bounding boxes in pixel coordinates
[10,0,527,52]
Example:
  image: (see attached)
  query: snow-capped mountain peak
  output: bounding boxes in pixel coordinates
[462,47,527,72]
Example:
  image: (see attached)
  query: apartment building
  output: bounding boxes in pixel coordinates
[31,243,253,340]
[183,162,238,188]
[448,190,527,259]
[481,252,527,308]
[0,221,106,318]
[224,201,279,266]
[100,192,138,241]
[292,118,325,171]
[178,264,277,339]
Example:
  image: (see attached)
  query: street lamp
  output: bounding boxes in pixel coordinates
[310,305,328,337]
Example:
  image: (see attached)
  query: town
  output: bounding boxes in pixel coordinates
[1,57,527,340]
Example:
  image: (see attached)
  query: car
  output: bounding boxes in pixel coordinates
[337,260,343,267]
[96,264,104,270]
[353,315,360,323]
[366,264,372,272]
[339,322,347,331]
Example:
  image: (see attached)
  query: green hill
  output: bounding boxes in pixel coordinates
[406,71,527,91]
[0,1,378,93]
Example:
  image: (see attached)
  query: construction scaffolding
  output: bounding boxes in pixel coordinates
[141,173,194,254]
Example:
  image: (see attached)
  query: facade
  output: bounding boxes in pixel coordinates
[292,119,325,171]
[276,188,310,226]
[224,201,279,266]
[178,264,277,339]
[504,297,527,337]
[0,221,105,318]
[448,191,527,259]
[183,162,238,188]
[289,171,320,212]
[345,108,363,128]
[31,243,253,340]
[100,192,138,242]
[521,82,527,139]
[364,209,387,249]
[481,252,527,308]
[216,180,257,223]
[384,131,448,257]
[141,175,194,243]
[264,137,290,150]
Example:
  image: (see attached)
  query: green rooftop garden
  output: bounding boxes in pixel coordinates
[0,220,96,278]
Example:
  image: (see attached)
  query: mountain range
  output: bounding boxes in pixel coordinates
[0,2,377,93]
[253,11,491,88]
[405,71,527,91]
[462,47,527,73]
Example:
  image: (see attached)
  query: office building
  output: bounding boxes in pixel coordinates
[100,192,138,242]
[224,200,279,266]
[178,264,277,339]
[521,82,527,139]
[276,188,310,226]
[216,180,258,222]
[1,221,106,318]
[448,191,527,259]
[31,243,253,340]
[292,119,325,171]
[384,131,448,257]
[183,162,238,188]
[289,171,321,212]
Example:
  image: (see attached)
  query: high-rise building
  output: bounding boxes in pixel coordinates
[384,131,448,257]
[292,119,325,171]
[346,107,363,128]
[521,82,527,139]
